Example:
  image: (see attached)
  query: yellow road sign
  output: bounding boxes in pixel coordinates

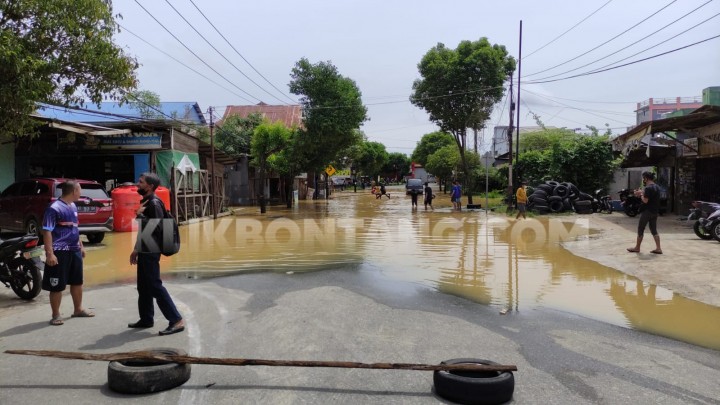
[325,165,336,176]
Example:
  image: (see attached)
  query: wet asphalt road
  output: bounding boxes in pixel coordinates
[1,263,719,404]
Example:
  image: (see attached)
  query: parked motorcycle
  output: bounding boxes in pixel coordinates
[618,188,643,217]
[689,201,720,241]
[594,189,613,214]
[0,235,43,300]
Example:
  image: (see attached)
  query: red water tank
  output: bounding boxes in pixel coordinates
[111,185,172,232]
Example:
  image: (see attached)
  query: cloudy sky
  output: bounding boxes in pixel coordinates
[110,0,720,154]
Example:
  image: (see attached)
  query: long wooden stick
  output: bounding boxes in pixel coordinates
[5,349,517,372]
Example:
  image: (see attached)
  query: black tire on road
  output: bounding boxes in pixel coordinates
[10,257,41,300]
[108,348,191,395]
[563,198,572,211]
[573,200,591,208]
[693,221,713,240]
[86,233,105,244]
[433,358,515,405]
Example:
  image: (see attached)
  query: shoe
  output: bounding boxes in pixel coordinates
[159,320,185,336]
[128,320,154,328]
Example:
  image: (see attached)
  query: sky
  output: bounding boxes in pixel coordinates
[109,0,720,155]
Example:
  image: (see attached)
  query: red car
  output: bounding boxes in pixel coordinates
[0,178,113,244]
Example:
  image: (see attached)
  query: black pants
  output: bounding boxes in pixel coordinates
[637,211,659,237]
[136,253,181,324]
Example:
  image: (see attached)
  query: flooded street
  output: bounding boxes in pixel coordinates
[83,186,720,350]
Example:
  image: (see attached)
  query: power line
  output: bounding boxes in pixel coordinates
[522,89,633,125]
[117,23,252,102]
[186,0,297,104]
[524,0,614,59]
[551,12,720,81]
[524,33,720,85]
[532,1,716,81]
[525,0,677,77]
[161,0,287,105]
[131,0,260,104]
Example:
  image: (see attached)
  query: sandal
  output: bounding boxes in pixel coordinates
[49,316,64,326]
[71,310,95,318]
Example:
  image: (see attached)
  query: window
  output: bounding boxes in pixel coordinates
[1,182,23,197]
[54,183,109,199]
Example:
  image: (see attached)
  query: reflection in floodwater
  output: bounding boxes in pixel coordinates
[83,189,720,350]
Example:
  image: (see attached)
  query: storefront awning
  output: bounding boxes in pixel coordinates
[32,115,131,136]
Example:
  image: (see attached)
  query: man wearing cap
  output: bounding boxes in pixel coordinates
[515,181,528,220]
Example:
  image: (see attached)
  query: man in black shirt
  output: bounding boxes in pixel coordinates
[627,171,662,254]
[128,172,185,335]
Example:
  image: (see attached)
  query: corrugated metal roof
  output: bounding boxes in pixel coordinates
[36,102,207,125]
[221,103,302,128]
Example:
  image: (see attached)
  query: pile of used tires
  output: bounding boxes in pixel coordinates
[526,181,594,215]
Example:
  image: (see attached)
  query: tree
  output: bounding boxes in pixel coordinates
[410,38,515,204]
[251,121,291,213]
[289,58,368,172]
[355,141,388,178]
[425,145,458,192]
[381,152,411,180]
[216,112,263,157]
[515,130,620,192]
[411,131,455,166]
[128,90,161,119]
[0,0,138,140]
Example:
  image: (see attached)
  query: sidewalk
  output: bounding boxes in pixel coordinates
[562,212,720,307]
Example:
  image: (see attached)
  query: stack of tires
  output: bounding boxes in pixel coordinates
[526,181,595,215]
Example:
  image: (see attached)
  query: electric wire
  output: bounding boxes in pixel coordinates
[524,33,720,85]
[523,89,634,125]
[162,0,287,105]
[530,0,715,81]
[522,88,635,117]
[525,0,677,77]
[552,12,720,80]
[131,0,260,104]
[186,0,297,104]
[524,0,614,59]
[117,23,252,102]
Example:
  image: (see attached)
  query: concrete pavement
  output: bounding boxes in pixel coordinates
[1,265,719,404]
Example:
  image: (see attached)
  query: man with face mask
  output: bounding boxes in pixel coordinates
[627,171,662,254]
[128,172,185,335]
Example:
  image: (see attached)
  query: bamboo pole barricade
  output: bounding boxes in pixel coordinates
[5,349,518,372]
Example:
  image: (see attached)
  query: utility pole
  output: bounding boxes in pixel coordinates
[515,21,523,178]
[208,107,217,219]
[507,76,515,208]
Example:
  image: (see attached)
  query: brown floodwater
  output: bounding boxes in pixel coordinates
[82,186,720,350]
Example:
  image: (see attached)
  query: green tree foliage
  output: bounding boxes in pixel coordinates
[355,141,388,177]
[251,121,291,213]
[0,0,138,140]
[216,112,263,157]
[515,130,620,192]
[425,145,458,188]
[410,38,515,203]
[381,152,411,179]
[411,131,455,166]
[128,90,161,119]
[289,58,368,171]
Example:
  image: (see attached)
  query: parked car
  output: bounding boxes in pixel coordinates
[406,178,424,195]
[0,178,113,244]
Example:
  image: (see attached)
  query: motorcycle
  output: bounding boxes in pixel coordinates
[0,235,43,300]
[689,201,720,241]
[594,189,613,214]
[618,188,643,217]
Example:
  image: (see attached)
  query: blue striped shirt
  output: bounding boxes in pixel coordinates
[42,199,81,251]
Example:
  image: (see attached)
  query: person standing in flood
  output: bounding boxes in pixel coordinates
[451,181,462,211]
[515,181,528,220]
[424,182,434,211]
[627,171,662,254]
[128,172,185,335]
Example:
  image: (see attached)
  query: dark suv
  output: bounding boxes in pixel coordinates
[0,178,113,244]
[406,178,424,195]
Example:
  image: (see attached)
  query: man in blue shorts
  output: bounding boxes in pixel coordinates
[42,181,94,325]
